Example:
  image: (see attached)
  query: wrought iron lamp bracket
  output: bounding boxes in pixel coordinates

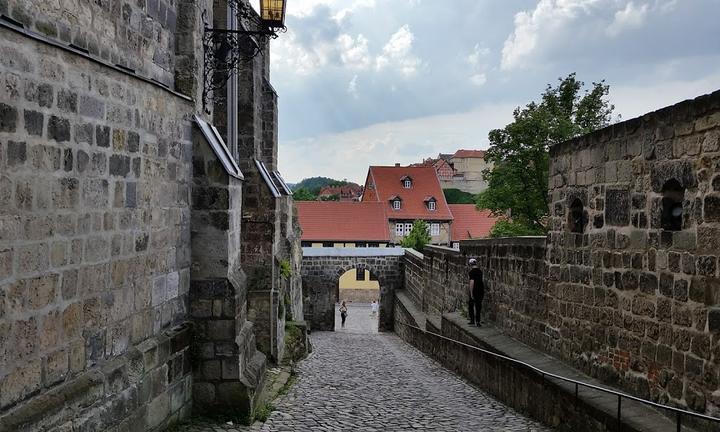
[201,3,286,110]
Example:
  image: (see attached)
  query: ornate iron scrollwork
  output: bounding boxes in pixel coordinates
[202,1,287,109]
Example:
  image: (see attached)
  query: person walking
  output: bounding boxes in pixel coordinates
[339,301,348,328]
[371,299,379,318]
[467,258,484,326]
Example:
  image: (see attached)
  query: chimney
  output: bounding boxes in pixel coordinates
[395,163,400,167]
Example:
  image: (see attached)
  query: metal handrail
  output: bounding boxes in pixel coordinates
[395,320,720,431]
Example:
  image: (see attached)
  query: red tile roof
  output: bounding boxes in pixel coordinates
[363,166,453,220]
[296,201,390,242]
[449,205,499,240]
[453,149,486,158]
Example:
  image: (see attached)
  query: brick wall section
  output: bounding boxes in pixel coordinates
[301,254,403,331]
[547,90,720,415]
[4,0,179,87]
[0,22,195,430]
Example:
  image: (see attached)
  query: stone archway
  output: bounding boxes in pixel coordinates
[301,249,404,332]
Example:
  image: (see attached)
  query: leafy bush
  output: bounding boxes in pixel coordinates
[489,219,546,238]
[443,188,476,204]
[401,220,431,251]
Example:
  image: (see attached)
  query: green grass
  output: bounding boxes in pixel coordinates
[254,402,275,422]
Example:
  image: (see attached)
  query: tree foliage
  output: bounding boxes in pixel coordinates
[291,177,351,195]
[292,188,316,201]
[400,220,431,251]
[489,220,546,238]
[443,188,476,204]
[477,73,614,236]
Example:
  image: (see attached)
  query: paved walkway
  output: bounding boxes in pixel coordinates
[178,306,549,431]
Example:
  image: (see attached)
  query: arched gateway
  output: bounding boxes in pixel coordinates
[301,247,405,331]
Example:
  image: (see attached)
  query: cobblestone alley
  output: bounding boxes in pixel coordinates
[181,305,549,431]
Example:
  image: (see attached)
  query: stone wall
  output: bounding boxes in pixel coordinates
[0,9,198,428]
[301,249,404,331]
[4,0,180,88]
[547,90,720,415]
[400,90,720,419]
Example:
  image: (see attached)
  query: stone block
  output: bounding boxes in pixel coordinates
[57,89,77,113]
[0,102,18,132]
[16,243,49,275]
[48,116,70,142]
[96,125,110,148]
[605,189,630,226]
[145,392,169,429]
[152,276,167,306]
[82,179,109,208]
[0,359,41,408]
[52,178,80,209]
[23,110,43,136]
[31,144,61,171]
[704,194,720,222]
[79,95,105,119]
[43,348,69,385]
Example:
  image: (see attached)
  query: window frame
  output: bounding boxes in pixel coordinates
[428,200,436,211]
[393,199,401,210]
[355,268,365,281]
[403,179,412,188]
[395,223,404,236]
[431,223,440,236]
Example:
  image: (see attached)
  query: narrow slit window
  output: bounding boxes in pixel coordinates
[661,179,684,231]
[568,198,587,233]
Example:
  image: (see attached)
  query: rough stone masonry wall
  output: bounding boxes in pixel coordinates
[547,90,720,416]
[0,21,196,432]
[404,240,547,344]
[3,0,179,87]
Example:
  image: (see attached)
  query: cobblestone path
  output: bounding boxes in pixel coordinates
[261,330,549,431]
[178,311,551,432]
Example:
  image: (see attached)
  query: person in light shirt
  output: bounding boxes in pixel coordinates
[370,299,379,318]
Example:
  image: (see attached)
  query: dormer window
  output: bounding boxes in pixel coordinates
[393,199,401,210]
[424,196,437,211]
[401,175,413,188]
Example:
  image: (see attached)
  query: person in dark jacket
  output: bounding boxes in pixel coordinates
[467,258,484,326]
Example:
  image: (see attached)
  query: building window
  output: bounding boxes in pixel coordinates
[368,242,379,247]
[356,242,367,248]
[369,272,378,281]
[428,201,436,211]
[395,223,404,236]
[431,223,440,235]
[452,242,460,249]
[568,198,587,233]
[301,241,311,247]
[404,179,412,188]
[661,179,684,231]
[404,223,413,234]
[356,269,365,281]
[322,242,333,247]
[393,199,401,210]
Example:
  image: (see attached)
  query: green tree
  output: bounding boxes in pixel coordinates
[292,188,316,201]
[443,188,476,204]
[319,194,340,201]
[477,73,614,236]
[401,220,431,251]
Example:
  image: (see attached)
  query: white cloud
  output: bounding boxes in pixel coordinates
[348,74,359,98]
[469,73,487,87]
[606,2,650,37]
[466,44,490,87]
[501,0,602,71]
[338,34,371,70]
[376,25,422,77]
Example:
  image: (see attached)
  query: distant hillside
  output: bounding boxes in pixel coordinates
[292,177,351,195]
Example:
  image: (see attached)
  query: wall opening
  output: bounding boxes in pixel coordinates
[568,198,587,233]
[661,179,684,231]
[335,267,380,333]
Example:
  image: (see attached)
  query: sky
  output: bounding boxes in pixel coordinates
[259,0,720,184]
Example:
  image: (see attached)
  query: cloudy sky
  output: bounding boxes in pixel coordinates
[261,0,720,184]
